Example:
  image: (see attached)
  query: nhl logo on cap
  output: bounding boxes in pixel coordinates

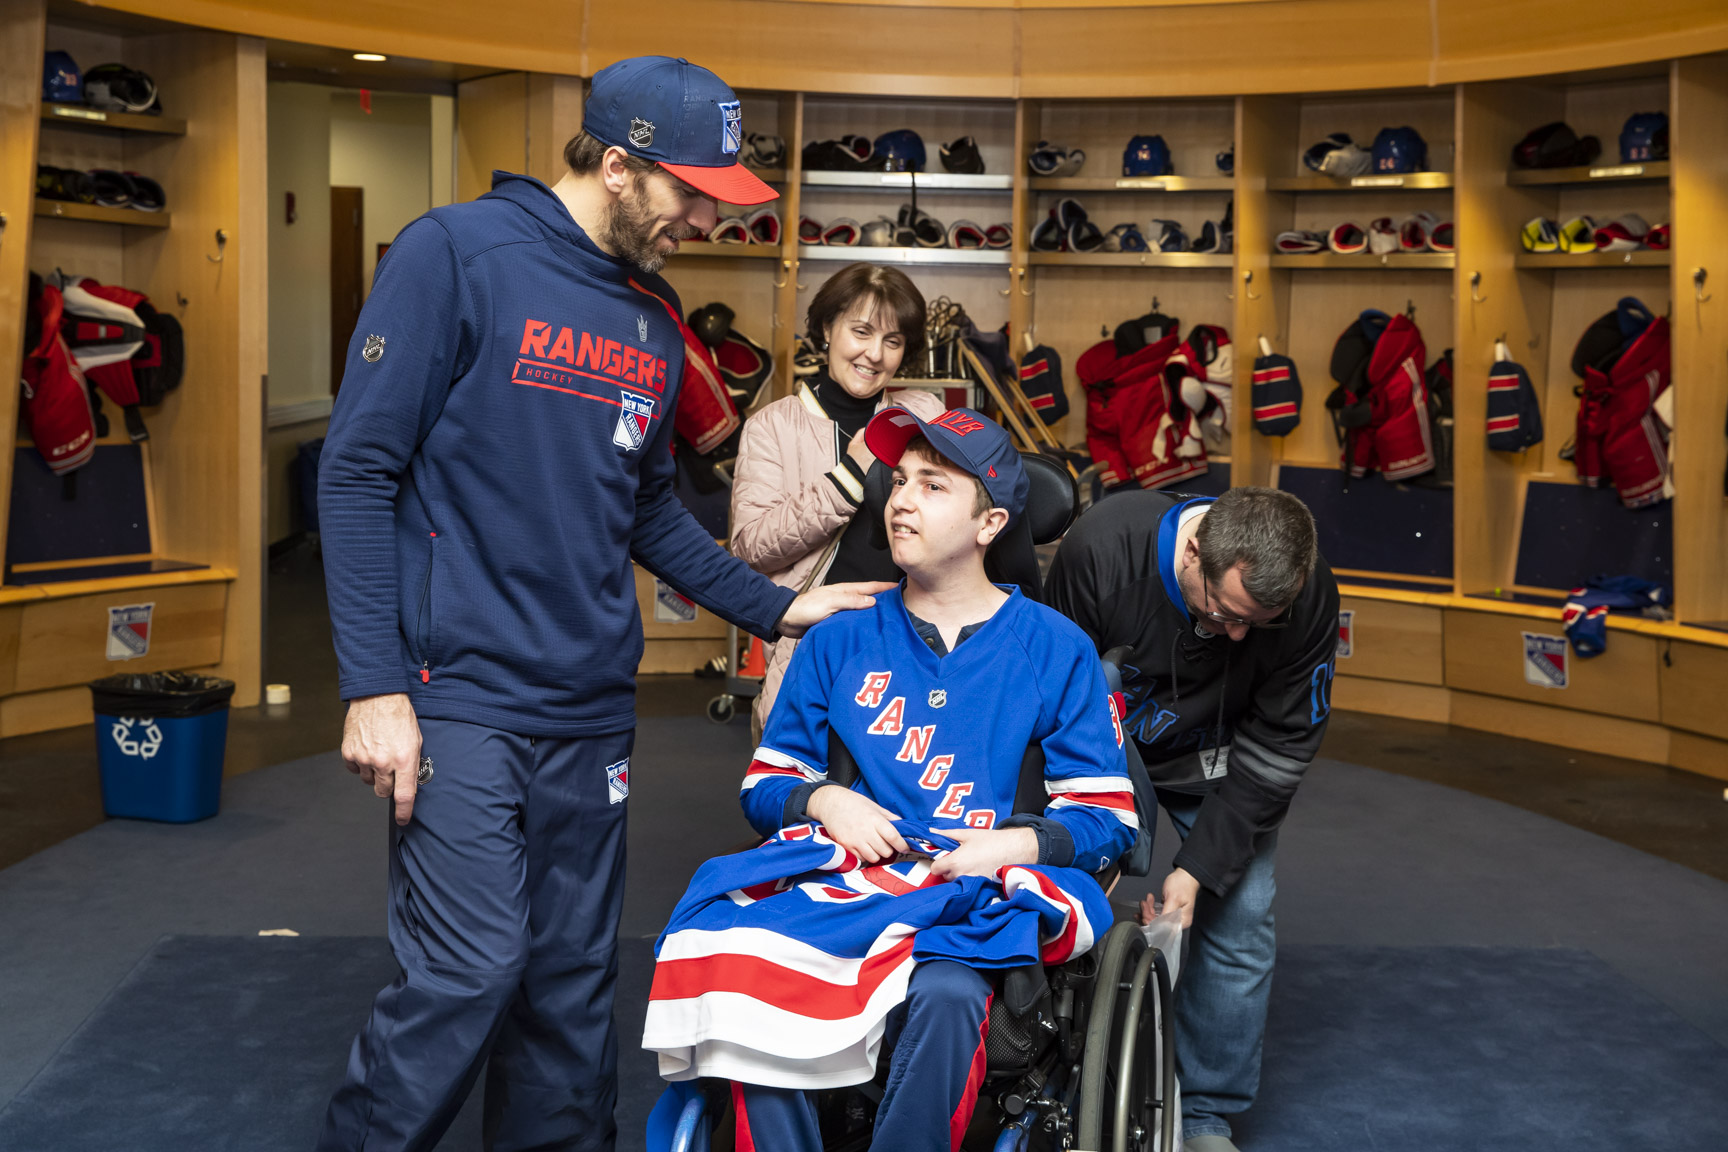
[719,100,742,155]
[629,117,655,148]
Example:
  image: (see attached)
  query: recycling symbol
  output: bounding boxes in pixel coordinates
[111,716,164,759]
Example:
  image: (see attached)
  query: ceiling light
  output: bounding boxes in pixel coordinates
[352,52,387,62]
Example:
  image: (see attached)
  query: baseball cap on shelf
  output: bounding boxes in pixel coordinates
[582,55,777,205]
[864,407,1030,526]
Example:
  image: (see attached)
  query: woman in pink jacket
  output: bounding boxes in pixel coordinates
[729,263,945,736]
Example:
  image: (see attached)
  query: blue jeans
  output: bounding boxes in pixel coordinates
[1157,788,1279,1142]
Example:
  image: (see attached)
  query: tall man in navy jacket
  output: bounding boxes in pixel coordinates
[316,57,885,1152]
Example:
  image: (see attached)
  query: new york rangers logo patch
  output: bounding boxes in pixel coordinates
[718,101,742,155]
[107,603,154,660]
[607,758,630,804]
[1522,632,1568,689]
[612,390,656,451]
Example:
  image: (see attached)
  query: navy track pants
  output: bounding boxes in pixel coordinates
[731,960,993,1152]
[317,718,632,1152]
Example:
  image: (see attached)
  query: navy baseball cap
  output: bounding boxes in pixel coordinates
[583,56,777,206]
[865,406,1029,526]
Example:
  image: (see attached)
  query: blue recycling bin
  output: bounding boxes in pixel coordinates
[89,672,235,823]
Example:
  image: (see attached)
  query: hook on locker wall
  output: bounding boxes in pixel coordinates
[206,228,228,263]
[1694,267,1711,303]
[1470,271,1487,303]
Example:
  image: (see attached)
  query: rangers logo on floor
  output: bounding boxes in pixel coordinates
[1522,632,1568,689]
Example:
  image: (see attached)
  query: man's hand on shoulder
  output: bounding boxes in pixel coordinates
[929,826,1040,882]
[342,693,423,826]
[777,581,897,639]
[805,785,908,863]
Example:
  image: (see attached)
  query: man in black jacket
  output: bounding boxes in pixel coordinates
[1046,486,1338,1152]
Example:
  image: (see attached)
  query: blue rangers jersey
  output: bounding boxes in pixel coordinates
[741,586,1137,873]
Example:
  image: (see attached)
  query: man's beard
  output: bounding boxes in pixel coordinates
[602,174,700,274]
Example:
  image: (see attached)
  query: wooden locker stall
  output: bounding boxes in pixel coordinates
[1,0,264,737]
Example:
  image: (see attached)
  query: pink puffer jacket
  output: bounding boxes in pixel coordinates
[730,382,944,735]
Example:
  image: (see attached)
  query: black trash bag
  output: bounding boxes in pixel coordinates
[89,671,235,718]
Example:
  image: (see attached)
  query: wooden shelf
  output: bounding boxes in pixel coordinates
[1271,252,1454,269]
[1269,172,1454,192]
[801,171,1013,192]
[1506,161,1670,187]
[673,241,782,259]
[736,167,785,184]
[798,244,1009,266]
[40,102,186,136]
[34,199,170,227]
[1514,250,1672,268]
[1029,251,1232,268]
[1029,175,1234,193]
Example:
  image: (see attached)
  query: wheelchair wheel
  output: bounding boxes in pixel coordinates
[1075,921,1177,1151]
[706,694,736,725]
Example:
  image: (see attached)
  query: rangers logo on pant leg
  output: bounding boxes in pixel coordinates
[613,390,656,451]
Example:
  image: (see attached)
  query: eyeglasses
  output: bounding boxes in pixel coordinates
[1197,572,1290,631]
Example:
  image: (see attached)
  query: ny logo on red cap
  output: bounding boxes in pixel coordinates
[931,411,986,436]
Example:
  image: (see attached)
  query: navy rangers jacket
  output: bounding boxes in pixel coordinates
[1046,491,1339,896]
[320,172,794,735]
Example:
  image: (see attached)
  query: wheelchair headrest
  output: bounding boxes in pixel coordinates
[1021,452,1078,546]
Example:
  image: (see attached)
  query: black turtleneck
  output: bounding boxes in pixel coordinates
[813,370,901,587]
[814,370,878,441]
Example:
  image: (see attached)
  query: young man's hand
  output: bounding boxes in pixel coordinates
[805,786,908,863]
[928,825,1039,881]
[777,581,897,638]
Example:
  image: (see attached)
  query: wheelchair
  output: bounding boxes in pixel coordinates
[667,455,1179,1152]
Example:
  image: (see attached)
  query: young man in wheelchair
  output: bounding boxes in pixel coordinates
[644,406,1138,1151]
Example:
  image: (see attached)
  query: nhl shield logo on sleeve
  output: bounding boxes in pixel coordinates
[1522,632,1569,689]
[606,759,630,804]
[107,603,154,660]
[1336,610,1354,658]
[362,334,385,363]
[612,390,656,451]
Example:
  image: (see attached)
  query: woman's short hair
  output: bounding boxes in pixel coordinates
[805,263,928,363]
[1194,486,1318,610]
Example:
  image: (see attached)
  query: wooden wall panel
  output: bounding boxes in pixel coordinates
[526,73,584,188]
[1337,597,1444,685]
[1443,608,1661,721]
[1231,95,1297,488]
[1454,82,1561,595]
[12,582,227,694]
[1668,730,1728,782]
[97,1,1728,99]
[457,72,528,203]
[1658,638,1728,741]
[1331,675,1451,724]
[1449,689,1670,764]
[634,564,728,641]
[0,0,47,572]
[0,600,22,696]
[1669,56,1728,624]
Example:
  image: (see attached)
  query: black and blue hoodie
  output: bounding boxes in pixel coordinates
[319,172,794,736]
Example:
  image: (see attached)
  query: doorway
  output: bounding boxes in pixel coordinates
[329,185,364,396]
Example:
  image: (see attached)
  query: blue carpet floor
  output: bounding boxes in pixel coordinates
[3,719,1726,1148]
[3,936,1724,1151]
